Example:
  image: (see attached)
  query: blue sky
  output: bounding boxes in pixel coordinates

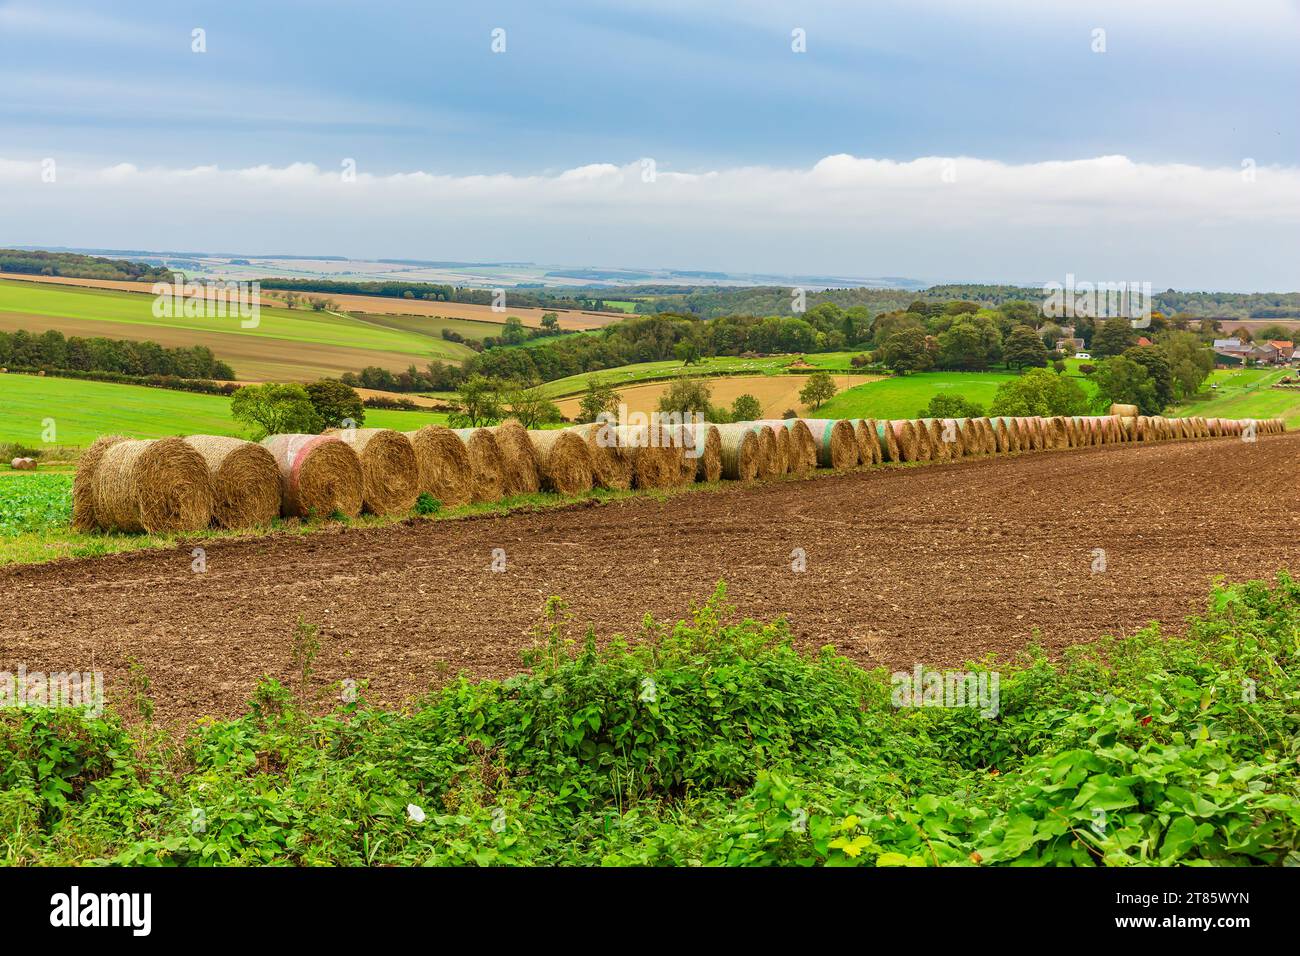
[2,0,1298,288]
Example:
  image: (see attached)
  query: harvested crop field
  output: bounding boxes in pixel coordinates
[2,432,1299,725]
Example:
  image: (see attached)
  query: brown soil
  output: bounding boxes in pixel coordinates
[3,433,1297,726]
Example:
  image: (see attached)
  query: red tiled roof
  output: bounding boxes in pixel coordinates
[1136,336,1153,347]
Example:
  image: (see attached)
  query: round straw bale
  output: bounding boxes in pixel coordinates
[489,420,541,495]
[955,419,982,455]
[328,428,419,516]
[875,418,901,463]
[743,423,781,478]
[570,421,634,490]
[94,437,214,533]
[803,419,858,469]
[938,418,966,457]
[527,428,594,495]
[910,419,934,461]
[714,423,760,480]
[977,418,997,454]
[404,425,472,507]
[767,419,818,474]
[72,434,127,532]
[1045,416,1069,450]
[183,435,281,528]
[616,424,683,489]
[453,428,507,503]
[680,422,723,482]
[919,419,949,461]
[992,418,1010,454]
[890,420,920,462]
[657,422,697,487]
[1109,403,1139,418]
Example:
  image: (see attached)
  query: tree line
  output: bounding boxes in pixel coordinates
[0,328,235,380]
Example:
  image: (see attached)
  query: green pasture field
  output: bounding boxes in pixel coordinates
[0,373,448,447]
[1171,367,1300,427]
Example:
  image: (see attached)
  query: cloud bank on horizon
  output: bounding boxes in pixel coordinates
[1,0,1297,289]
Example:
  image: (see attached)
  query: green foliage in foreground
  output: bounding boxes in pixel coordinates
[2,576,1298,866]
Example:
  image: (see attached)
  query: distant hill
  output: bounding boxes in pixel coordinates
[0,248,174,283]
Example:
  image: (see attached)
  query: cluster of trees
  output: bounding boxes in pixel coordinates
[0,248,173,282]
[258,278,603,313]
[230,379,367,438]
[445,376,563,429]
[0,328,235,379]
[1086,336,1214,415]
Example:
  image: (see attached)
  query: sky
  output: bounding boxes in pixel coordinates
[1,0,1297,289]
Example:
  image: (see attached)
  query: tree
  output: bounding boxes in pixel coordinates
[504,383,563,428]
[1255,323,1293,342]
[922,394,986,418]
[1092,316,1138,357]
[540,312,560,335]
[879,328,933,374]
[449,375,503,427]
[674,340,702,365]
[657,377,712,416]
[1090,356,1158,415]
[230,383,321,439]
[936,317,1001,371]
[799,370,838,410]
[1003,326,1050,369]
[988,367,1088,417]
[1121,345,1174,410]
[304,378,365,429]
[577,377,621,424]
[499,316,529,347]
[730,393,762,421]
[1157,330,1214,399]
[998,300,1041,328]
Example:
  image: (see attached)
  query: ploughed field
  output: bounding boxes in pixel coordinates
[2,432,1298,725]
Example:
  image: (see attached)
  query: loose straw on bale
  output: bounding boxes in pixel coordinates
[453,428,507,503]
[489,420,541,496]
[183,435,280,529]
[263,433,363,519]
[72,434,127,532]
[404,425,472,507]
[330,428,419,516]
[570,421,633,491]
[527,429,594,495]
[803,419,858,469]
[93,437,214,533]
[766,419,818,474]
[714,423,760,481]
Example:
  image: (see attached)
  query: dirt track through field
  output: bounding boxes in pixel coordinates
[3,433,1299,725]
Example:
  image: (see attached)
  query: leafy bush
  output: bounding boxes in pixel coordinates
[2,576,1297,866]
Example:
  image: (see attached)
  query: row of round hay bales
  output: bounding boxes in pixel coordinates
[72,411,1284,535]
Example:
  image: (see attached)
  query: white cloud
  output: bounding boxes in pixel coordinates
[2,153,1296,288]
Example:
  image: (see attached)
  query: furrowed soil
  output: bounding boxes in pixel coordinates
[3,433,1297,726]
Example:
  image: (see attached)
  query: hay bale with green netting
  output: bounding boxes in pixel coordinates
[183,435,281,529]
[570,421,634,491]
[874,419,901,463]
[714,423,760,481]
[453,427,507,503]
[910,419,934,461]
[527,429,594,495]
[404,425,472,507]
[92,437,214,533]
[72,434,127,532]
[802,419,858,469]
[490,420,542,495]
